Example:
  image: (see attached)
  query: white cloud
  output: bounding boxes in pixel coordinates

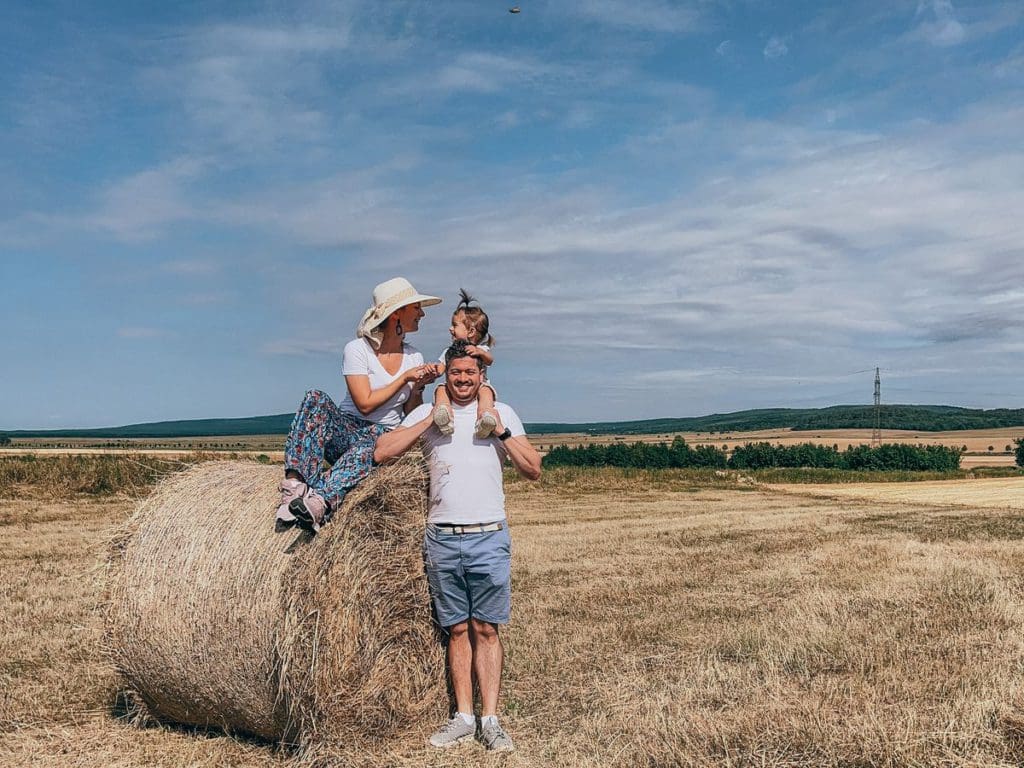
[137,19,355,151]
[161,259,219,276]
[993,45,1024,78]
[261,339,346,358]
[763,36,789,60]
[90,157,206,241]
[118,326,168,339]
[203,23,350,54]
[567,0,702,33]
[913,0,965,47]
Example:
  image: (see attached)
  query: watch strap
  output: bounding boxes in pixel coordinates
[497,427,513,441]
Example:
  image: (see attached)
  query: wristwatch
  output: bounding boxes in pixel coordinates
[497,428,512,441]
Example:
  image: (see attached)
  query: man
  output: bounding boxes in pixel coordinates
[374,339,541,753]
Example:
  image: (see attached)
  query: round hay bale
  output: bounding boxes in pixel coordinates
[105,459,446,746]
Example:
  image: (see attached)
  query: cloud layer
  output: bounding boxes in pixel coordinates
[2,0,1023,427]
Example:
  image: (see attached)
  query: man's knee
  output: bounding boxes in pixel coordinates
[470,618,499,642]
[448,621,470,640]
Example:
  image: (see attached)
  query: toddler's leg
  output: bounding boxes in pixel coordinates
[476,383,495,416]
[474,384,498,439]
[432,384,454,435]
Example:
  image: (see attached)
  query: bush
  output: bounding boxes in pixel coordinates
[1016,439,1024,468]
[543,440,963,472]
[728,442,961,471]
[543,437,726,469]
[0,434,10,446]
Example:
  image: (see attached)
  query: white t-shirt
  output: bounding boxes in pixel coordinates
[337,338,424,428]
[401,399,526,525]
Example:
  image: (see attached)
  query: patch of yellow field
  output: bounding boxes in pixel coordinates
[771,475,1024,509]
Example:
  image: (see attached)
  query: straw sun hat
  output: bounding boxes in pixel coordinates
[357,277,442,348]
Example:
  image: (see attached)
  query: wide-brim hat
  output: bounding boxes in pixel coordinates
[356,277,441,347]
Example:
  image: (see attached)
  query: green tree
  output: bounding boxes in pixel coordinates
[1016,439,1024,468]
[0,434,10,446]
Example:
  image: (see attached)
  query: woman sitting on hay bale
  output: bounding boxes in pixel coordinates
[276,277,443,533]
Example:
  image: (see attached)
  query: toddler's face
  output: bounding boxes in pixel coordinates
[449,314,474,342]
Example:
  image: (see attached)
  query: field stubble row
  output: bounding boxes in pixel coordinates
[3,462,1024,766]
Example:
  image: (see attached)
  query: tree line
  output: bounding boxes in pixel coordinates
[543,438,965,472]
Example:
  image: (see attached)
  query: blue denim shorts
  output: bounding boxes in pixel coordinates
[423,523,511,628]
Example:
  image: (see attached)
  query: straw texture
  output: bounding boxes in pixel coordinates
[105,460,445,747]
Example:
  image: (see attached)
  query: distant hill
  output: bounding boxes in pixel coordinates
[2,414,296,439]
[530,405,1024,435]
[4,405,1024,439]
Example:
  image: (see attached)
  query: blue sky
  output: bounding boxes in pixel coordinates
[2,0,1023,429]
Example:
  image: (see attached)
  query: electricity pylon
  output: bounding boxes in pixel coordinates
[872,367,881,447]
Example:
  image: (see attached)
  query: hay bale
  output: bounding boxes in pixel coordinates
[105,460,445,746]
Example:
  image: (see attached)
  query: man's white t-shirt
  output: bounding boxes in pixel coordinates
[337,338,424,428]
[401,400,526,525]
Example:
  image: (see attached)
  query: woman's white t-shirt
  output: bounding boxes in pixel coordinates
[337,338,424,428]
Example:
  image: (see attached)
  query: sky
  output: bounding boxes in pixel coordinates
[2,0,1023,429]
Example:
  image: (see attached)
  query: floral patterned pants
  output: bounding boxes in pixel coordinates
[283,389,389,515]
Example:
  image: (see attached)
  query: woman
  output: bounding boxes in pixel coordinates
[276,277,442,532]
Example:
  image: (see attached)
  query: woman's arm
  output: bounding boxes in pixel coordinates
[345,365,434,416]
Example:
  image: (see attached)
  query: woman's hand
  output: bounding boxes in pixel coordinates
[404,364,441,387]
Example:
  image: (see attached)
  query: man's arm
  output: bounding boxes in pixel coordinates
[490,410,541,480]
[373,413,434,464]
[502,435,541,480]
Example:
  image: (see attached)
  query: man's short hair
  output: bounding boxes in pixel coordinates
[445,339,483,369]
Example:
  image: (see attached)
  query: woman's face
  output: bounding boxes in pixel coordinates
[393,302,424,334]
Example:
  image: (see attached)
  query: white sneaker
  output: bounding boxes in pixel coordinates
[429,715,475,748]
[433,404,455,435]
[275,478,306,527]
[289,489,328,533]
[474,411,498,439]
[480,720,515,752]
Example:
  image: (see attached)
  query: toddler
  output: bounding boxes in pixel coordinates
[433,289,497,438]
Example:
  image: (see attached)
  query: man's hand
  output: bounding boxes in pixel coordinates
[489,412,541,481]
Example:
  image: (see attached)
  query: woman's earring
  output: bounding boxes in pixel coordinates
[395,320,404,336]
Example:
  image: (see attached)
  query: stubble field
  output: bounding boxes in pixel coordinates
[7,425,1022,467]
[3,460,1024,766]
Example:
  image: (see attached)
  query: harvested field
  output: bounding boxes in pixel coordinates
[4,467,1024,766]
[533,427,1024,466]
[771,475,1024,510]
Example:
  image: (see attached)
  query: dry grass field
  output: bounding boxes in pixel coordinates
[7,426,1023,467]
[4,462,1024,766]
[532,427,1024,467]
